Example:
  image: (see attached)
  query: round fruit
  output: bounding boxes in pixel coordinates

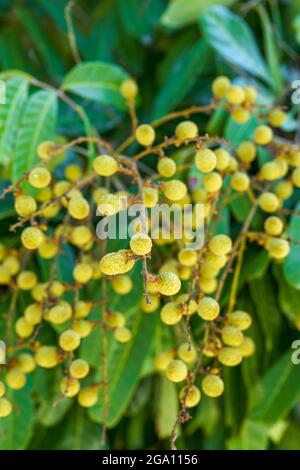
[218,347,242,366]
[292,168,300,187]
[143,187,158,208]
[178,343,196,363]
[112,275,133,295]
[197,296,220,321]
[130,233,152,256]
[78,386,99,408]
[212,76,230,99]
[35,346,59,368]
[114,327,132,343]
[226,85,245,105]
[120,79,138,100]
[266,237,290,259]
[0,398,12,418]
[269,108,286,127]
[201,375,224,397]
[163,179,187,201]
[156,272,181,296]
[135,124,155,146]
[73,263,93,284]
[264,216,283,236]
[166,359,188,383]
[236,141,257,163]
[258,192,279,213]
[160,302,182,325]
[141,294,160,313]
[239,337,256,357]
[28,167,51,188]
[215,148,230,170]
[16,353,36,373]
[254,125,273,145]
[227,311,252,331]
[21,227,44,250]
[195,148,216,173]
[70,359,90,379]
[157,157,176,178]
[17,271,37,290]
[15,195,37,218]
[93,155,118,176]
[222,326,244,347]
[68,197,89,220]
[175,120,198,140]
[15,317,34,338]
[6,369,26,390]
[179,385,201,408]
[209,234,232,256]
[37,141,54,159]
[230,172,250,192]
[60,377,80,397]
[100,250,135,276]
[59,330,81,352]
[204,172,222,193]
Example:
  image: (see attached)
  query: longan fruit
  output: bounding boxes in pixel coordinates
[100,250,135,276]
[166,359,188,383]
[222,326,244,347]
[195,148,216,173]
[93,155,118,177]
[160,302,182,325]
[197,296,220,321]
[59,329,81,352]
[15,195,37,218]
[254,125,273,145]
[209,234,232,256]
[120,79,138,100]
[179,385,201,408]
[130,233,152,256]
[264,216,283,236]
[156,272,181,296]
[175,120,198,140]
[227,310,252,331]
[35,346,59,368]
[28,167,51,188]
[212,76,230,99]
[70,359,90,379]
[135,124,155,147]
[114,327,132,343]
[201,375,224,398]
[60,377,80,397]
[157,157,176,178]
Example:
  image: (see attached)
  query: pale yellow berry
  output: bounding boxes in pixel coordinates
[212,76,230,99]
[215,148,231,170]
[28,167,51,188]
[205,251,227,268]
[266,237,290,259]
[222,326,244,347]
[230,172,250,192]
[120,79,138,100]
[243,86,257,105]
[71,226,92,248]
[275,181,293,201]
[0,382,5,398]
[143,187,159,208]
[73,263,93,284]
[163,179,187,201]
[269,109,286,127]
[258,192,279,213]
[78,386,99,408]
[292,168,300,187]
[204,172,222,192]
[130,233,152,256]
[0,265,11,285]
[254,125,273,145]
[218,347,242,366]
[24,303,42,326]
[17,271,37,290]
[68,197,89,220]
[97,193,123,216]
[200,262,220,279]
[40,200,61,218]
[178,249,197,267]
[114,327,132,343]
[15,317,34,338]
[60,377,80,397]
[157,272,181,296]
[106,312,125,328]
[175,120,198,140]
[236,141,257,163]
[179,385,201,408]
[21,226,44,250]
[260,161,281,181]
[176,294,197,316]
[75,301,92,319]
[73,320,92,338]
[264,216,283,236]
[157,157,176,177]
[16,353,36,373]
[226,85,245,105]
[197,296,220,321]
[36,187,52,202]
[290,151,300,167]
[93,155,118,176]
[0,398,12,418]
[199,276,217,294]
[35,346,59,368]
[6,369,26,390]
[37,141,55,159]
[239,336,256,357]
[15,195,37,218]
[59,329,81,352]
[38,240,58,259]
[228,156,239,172]
[100,249,135,276]
[178,343,196,363]
[48,304,71,325]
[231,107,250,124]
[65,164,82,181]
[209,234,232,256]
[166,359,187,383]
[195,148,216,173]
[112,275,133,295]
[203,337,222,358]
[201,375,224,397]
[154,350,174,371]
[141,294,160,313]
[160,302,182,325]
[2,255,20,276]
[135,124,155,146]
[70,359,90,379]
[227,310,252,331]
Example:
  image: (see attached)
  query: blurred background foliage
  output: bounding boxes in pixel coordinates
[1,0,300,450]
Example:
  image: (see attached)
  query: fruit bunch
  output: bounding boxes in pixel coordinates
[0,75,298,446]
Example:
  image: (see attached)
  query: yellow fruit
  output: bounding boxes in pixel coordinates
[203,337,222,357]
[70,359,90,379]
[93,155,118,176]
[0,398,12,418]
[75,301,92,319]
[209,234,232,256]
[48,304,71,325]
[78,386,99,408]
[292,168,300,187]
[275,181,293,201]
[231,107,250,124]
[228,156,238,173]
[264,216,283,236]
[204,172,222,192]
[24,303,42,325]
[205,251,227,268]
[176,294,197,316]
[269,108,286,127]
[135,124,155,146]
[112,275,133,295]
[100,249,135,276]
[28,167,51,188]
[0,265,11,285]
[40,200,61,218]
[201,375,224,398]
[258,192,279,213]
[226,85,245,105]
[157,157,176,177]
[38,240,58,259]
[212,76,230,99]
[36,187,52,202]
[266,237,290,259]
[166,359,188,383]
[106,312,125,328]
[15,195,37,218]
[35,346,59,368]
[179,385,201,408]
[73,320,92,338]
[218,347,242,366]
[73,263,93,284]
[16,353,36,373]
[230,172,250,192]
[15,317,34,338]
[6,369,26,390]
[290,151,300,167]
[130,233,152,256]
[215,148,230,170]
[178,343,196,363]
[71,226,92,248]
[195,148,216,173]
[120,79,138,100]
[239,336,255,357]
[197,296,220,321]
[254,125,273,145]
[17,271,37,290]
[97,193,123,216]
[68,197,89,220]
[260,161,281,181]
[0,382,5,398]
[50,281,65,297]
[163,179,187,201]
[21,226,44,250]
[60,377,80,397]
[157,272,181,296]
[65,164,82,181]
[141,294,160,313]
[222,326,244,347]
[178,249,197,267]
[200,262,220,279]
[199,276,217,294]
[37,141,55,159]
[154,350,174,371]
[175,120,198,140]
[114,327,132,343]
[143,187,159,208]
[243,86,257,105]
[160,302,182,325]
[236,141,257,163]
[59,329,81,352]
[53,180,71,197]
[227,310,252,331]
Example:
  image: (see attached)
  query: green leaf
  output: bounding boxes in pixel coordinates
[13,90,57,183]
[161,0,236,29]
[156,377,178,439]
[227,420,268,450]
[284,201,300,289]
[200,6,272,85]
[0,77,28,167]
[273,264,300,323]
[62,62,129,110]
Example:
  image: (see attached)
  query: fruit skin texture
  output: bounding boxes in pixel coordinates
[218,347,242,366]
[114,327,132,343]
[178,249,197,267]
[68,197,90,220]
[215,148,230,170]
[130,233,152,256]
[258,192,279,213]
[15,195,37,218]
[28,167,51,188]
[135,124,155,146]
[209,234,232,256]
[143,187,158,208]
[160,302,182,325]
[264,216,283,236]
[163,179,187,201]
[197,297,220,321]
[16,353,36,373]
[37,141,54,159]
[35,346,59,368]
[178,343,196,363]
[60,377,80,397]
[141,294,160,313]
[93,155,118,176]
[166,359,188,383]
[266,237,290,259]
[254,125,273,145]
[201,375,224,398]
[0,398,12,418]
[100,249,135,276]
[0,265,11,285]
[212,76,230,99]
[179,385,201,408]
[222,326,244,347]
[21,227,44,250]
[157,157,176,177]
[59,330,81,352]
[195,148,216,173]
[175,120,198,140]
[120,79,138,100]
[70,359,90,379]
[157,272,181,296]
[227,311,252,331]
[78,386,99,408]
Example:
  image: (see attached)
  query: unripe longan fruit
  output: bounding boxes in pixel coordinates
[35,346,59,368]
[73,263,93,284]
[243,86,257,105]
[0,398,12,418]
[226,85,245,105]
[0,381,5,398]
[218,347,242,366]
[236,141,256,163]
[205,251,227,268]
[15,195,37,218]
[21,226,44,251]
[38,240,58,259]
[70,359,90,379]
[195,148,216,173]
[15,317,34,338]
[268,108,286,127]
[290,151,300,167]
[3,255,20,276]
[264,216,283,236]
[71,226,92,248]
[28,167,51,188]
[254,125,273,145]
[154,350,174,371]
[75,301,92,319]
[97,193,122,216]
[227,310,252,331]
[197,296,220,321]
[166,359,188,383]
[60,377,80,397]
[275,181,293,201]
[78,386,99,408]
[143,187,158,208]
[112,275,133,295]
[204,172,222,193]
[222,326,244,347]
[106,312,125,329]
[258,192,279,213]
[17,271,37,290]
[231,107,249,124]
[120,79,138,100]
[239,336,255,357]
[157,272,181,296]
[230,172,250,192]
[175,120,198,140]
[68,197,89,220]
[215,148,230,170]
[48,304,71,325]
[209,234,232,256]
[65,164,82,181]
[16,353,36,373]
[141,294,160,313]
[179,385,201,408]
[266,237,290,259]
[163,179,187,201]
[93,155,118,176]
[199,276,217,294]
[135,124,155,146]
[160,302,182,325]
[178,249,197,267]
[201,375,224,398]
[212,76,230,99]
[114,327,132,343]
[292,168,300,187]
[203,337,222,358]
[37,141,54,159]
[73,320,92,338]
[130,233,152,256]
[176,294,197,315]
[0,265,11,285]
[6,369,26,390]
[59,329,81,352]
[157,157,176,177]
[178,343,196,363]
[100,249,135,276]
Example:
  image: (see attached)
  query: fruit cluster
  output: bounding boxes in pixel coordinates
[0,75,297,443]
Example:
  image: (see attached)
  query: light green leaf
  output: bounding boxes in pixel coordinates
[227,420,268,450]
[273,264,300,323]
[156,377,178,439]
[284,201,300,289]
